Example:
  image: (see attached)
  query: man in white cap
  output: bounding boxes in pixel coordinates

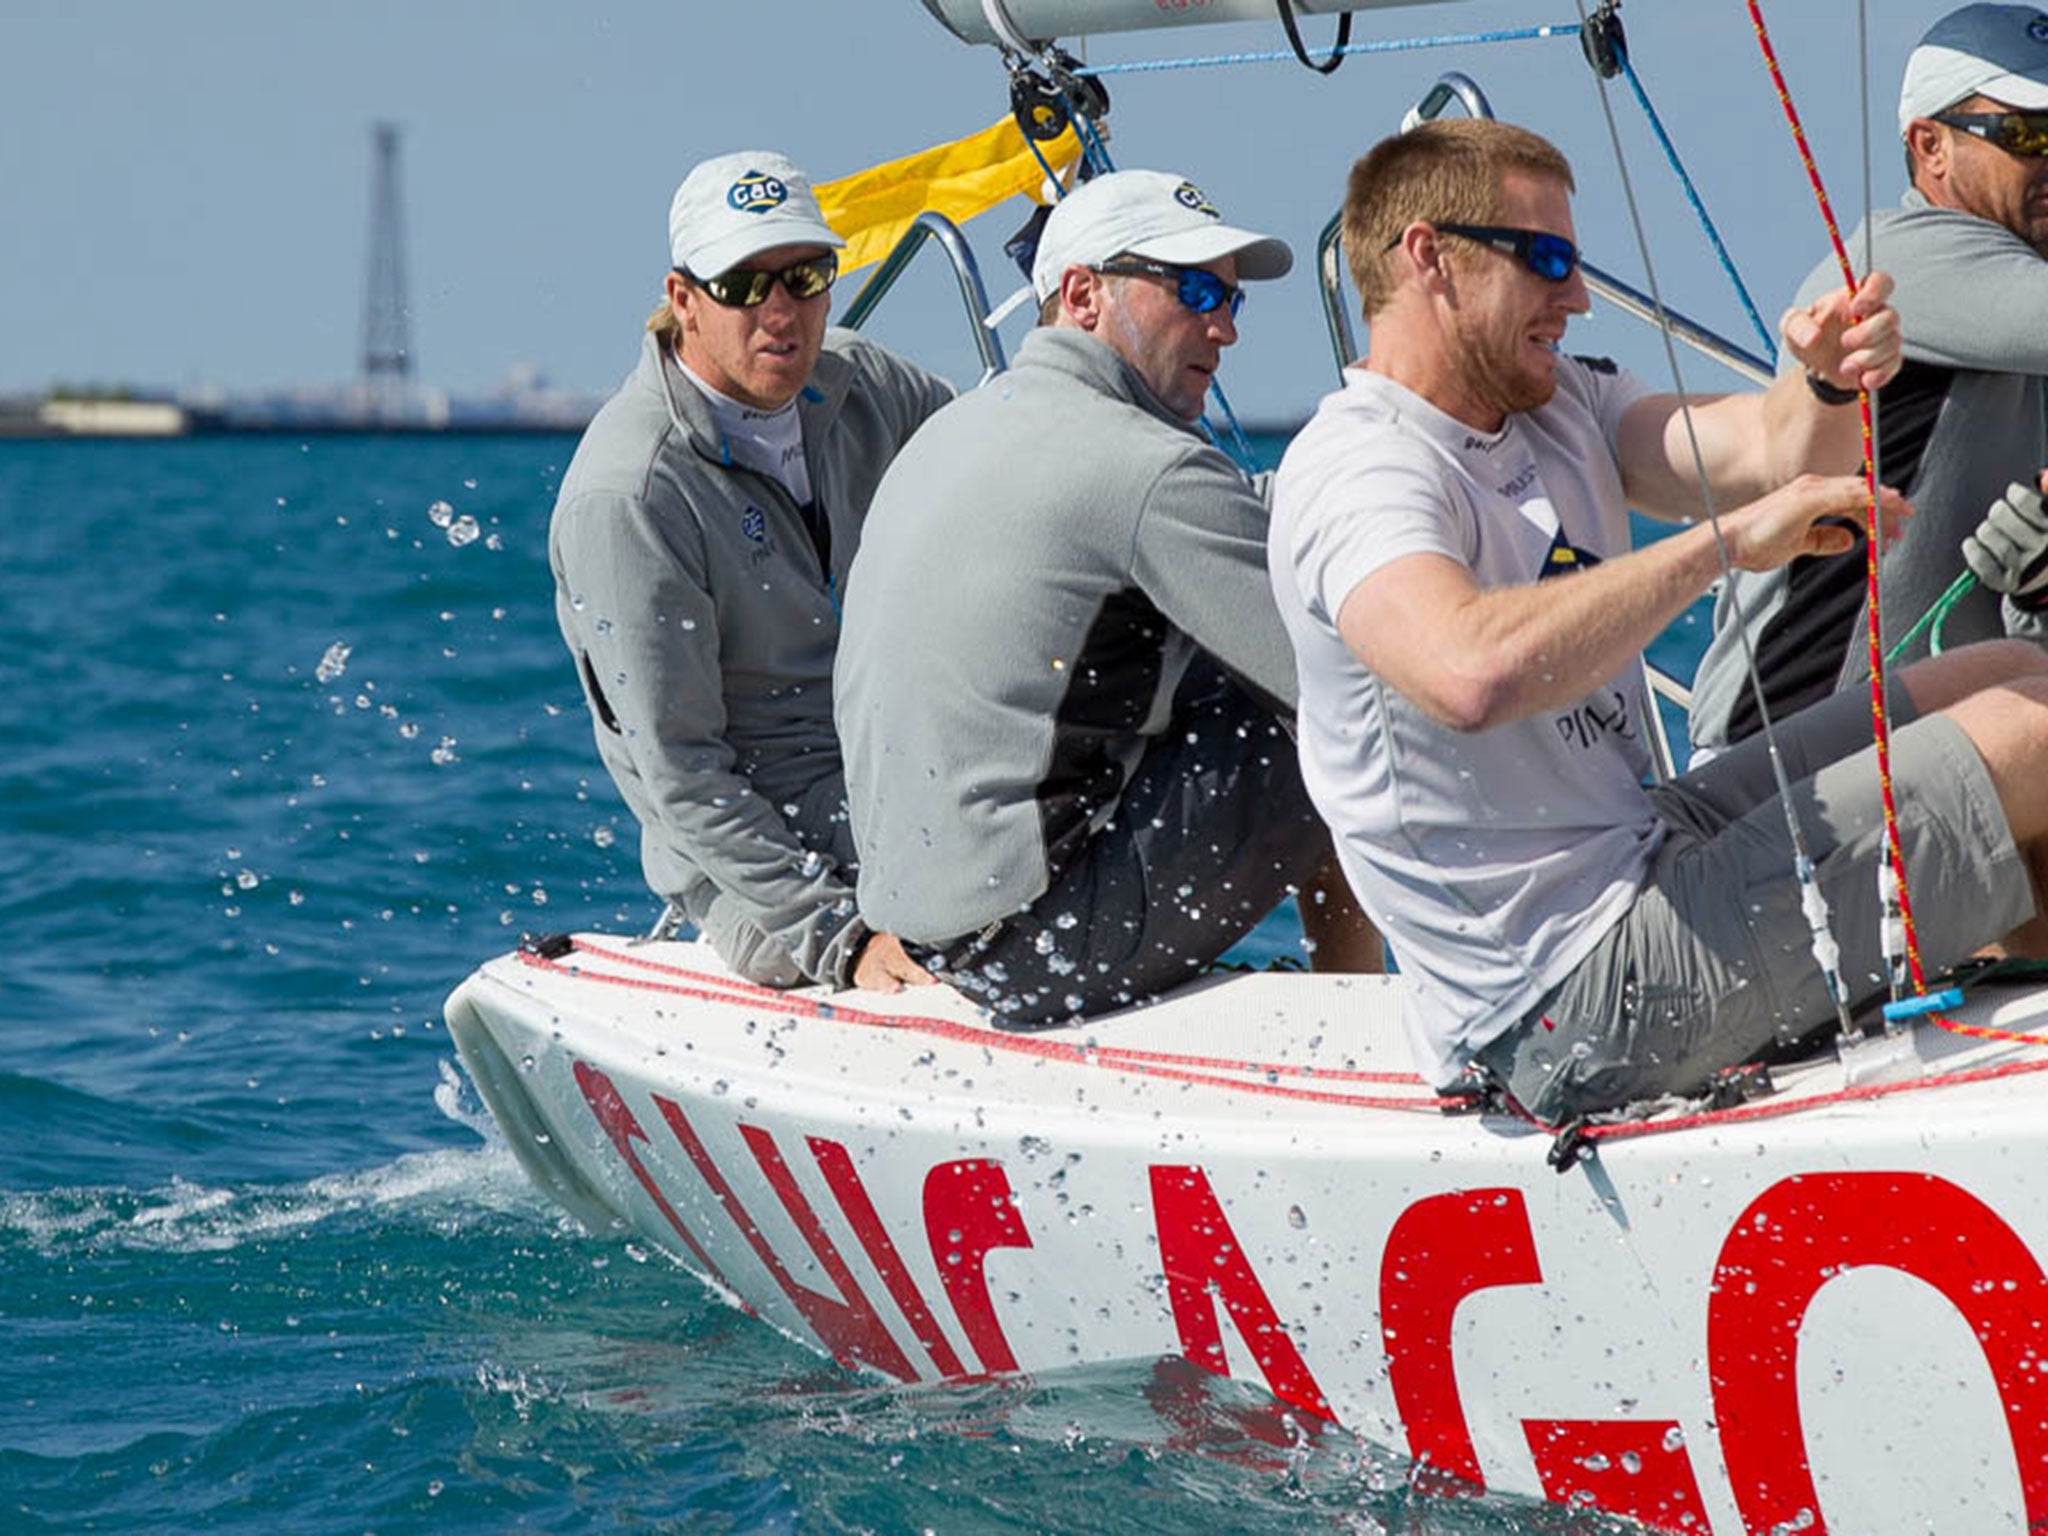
[550,150,954,992]
[1691,2,2048,760]
[836,169,1380,1026]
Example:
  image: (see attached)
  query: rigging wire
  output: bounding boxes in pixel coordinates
[1068,17,1781,468]
[1745,0,1931,1001]
[1570,0,1855,1030]
[1070,25,1580,77]
[1612,47,1778,362]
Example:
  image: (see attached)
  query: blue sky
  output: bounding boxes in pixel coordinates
[2,0,1944,421]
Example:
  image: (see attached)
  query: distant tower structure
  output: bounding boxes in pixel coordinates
[360,122,413,414]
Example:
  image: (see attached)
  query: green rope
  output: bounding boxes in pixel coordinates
[1884,569,1977,663]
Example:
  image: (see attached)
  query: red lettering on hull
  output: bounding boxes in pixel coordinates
[694,1114,918,1381]
[1380,1188,1542,1487]
[1150,1164,1333,1421]
[1523,1419,1709,1534]
[1711,1171,2048,1533]
[923,1159,1032,1375]
[806,1135,966,1379]
[572,1062,733,1293]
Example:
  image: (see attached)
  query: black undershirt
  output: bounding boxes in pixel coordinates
[1723,358,1953,745]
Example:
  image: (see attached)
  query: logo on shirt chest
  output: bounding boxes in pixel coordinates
[1510,488,1601,582]
[740,505,779,565]
[1538,525,1603,579]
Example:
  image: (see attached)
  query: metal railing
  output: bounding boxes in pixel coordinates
[840,211,1009,384]
[1642,659,1692,781]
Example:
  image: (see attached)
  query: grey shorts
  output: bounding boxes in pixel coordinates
[928,662,1331,1027]
[1476,684,2033,1121]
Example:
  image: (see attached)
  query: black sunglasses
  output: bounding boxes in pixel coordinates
[1429,223,1582,282]
[1093,257,1246,320]
[1933,111,2048,157]
[680,252,839,308]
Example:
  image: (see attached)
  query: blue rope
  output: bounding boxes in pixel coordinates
[1066,96,1116,174]
[1202,378,1263,475]
[1072,25,1579,77]
[1616,49,1779,363]
[1022,129,1063,194]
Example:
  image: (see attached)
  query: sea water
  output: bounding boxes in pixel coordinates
[0,434,1685,1533]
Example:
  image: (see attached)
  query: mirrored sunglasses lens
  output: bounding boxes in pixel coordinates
[1174,271,1216,312]
[1998,115,2048,155]
[781,260,834,300]
[705,269,776,307]
[1175,270,1241,318]
[1527,235,1577,281]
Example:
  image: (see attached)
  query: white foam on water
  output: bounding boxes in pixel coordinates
[1,1063,553,1257]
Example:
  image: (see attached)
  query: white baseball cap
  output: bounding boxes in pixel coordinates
[668,151,844,277]
[1899,4,2048,133]
[1029,169,1293,303]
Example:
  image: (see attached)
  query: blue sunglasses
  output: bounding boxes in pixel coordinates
[1093,257,1246,320]
[1431,223,1581,282]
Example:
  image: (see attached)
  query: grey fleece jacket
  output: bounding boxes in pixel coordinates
[1689,192,2048,757]
[550,329,953,984]
[835,325,1300,945]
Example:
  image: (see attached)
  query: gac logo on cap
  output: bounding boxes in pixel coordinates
[727,172,788,215]
[2030,13,2048,43]
[1173,181,1221,219]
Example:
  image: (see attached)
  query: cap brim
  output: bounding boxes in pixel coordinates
[1977,68,2048,110]
[1128,224,1294,281]
[685,215,845,277]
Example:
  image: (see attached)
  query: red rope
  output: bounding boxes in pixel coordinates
[511,939,2048,1138]
[1574,1052,2048,1146]
[516,942,1460,1113]
[1745,0,1929,994]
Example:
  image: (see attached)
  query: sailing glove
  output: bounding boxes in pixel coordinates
[1962,480,2048,610]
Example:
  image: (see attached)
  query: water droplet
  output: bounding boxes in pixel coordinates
[315,640,352,684]
[426,499,455,528]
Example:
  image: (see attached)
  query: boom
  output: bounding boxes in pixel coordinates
[921,0,1458,48]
